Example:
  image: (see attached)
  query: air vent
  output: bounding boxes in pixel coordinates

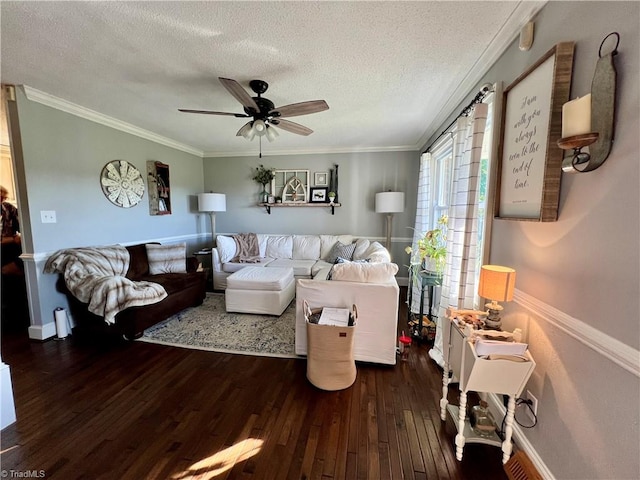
[504,451,543,480]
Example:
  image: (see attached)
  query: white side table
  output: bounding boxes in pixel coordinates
[440,319,536,464]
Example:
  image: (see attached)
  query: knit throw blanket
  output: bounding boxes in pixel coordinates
[44,245,167,325]
[232,233,261,263]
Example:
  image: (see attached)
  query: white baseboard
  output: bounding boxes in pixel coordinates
[486,393,555,479]
[28,322,57,341]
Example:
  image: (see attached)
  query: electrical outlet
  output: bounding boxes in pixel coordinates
[41,210,57,223]
[525,390,538,423]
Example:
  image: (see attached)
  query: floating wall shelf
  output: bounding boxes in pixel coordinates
[258,202,341,215]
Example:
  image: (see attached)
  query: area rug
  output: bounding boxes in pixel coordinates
[138,293,297,358]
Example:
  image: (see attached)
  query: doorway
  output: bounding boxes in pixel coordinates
[1,85,29,334]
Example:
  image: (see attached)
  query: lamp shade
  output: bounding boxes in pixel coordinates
[478,265,516,302]
[198,193,226,212]
[375,191,405,213]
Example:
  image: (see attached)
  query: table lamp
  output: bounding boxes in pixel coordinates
[375,191,404,250]
[198,193,226,245]
[478,265,516,330]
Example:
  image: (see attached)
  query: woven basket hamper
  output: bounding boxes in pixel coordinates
[304,301,357,391]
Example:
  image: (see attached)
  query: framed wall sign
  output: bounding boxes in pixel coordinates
[495,42,574,221]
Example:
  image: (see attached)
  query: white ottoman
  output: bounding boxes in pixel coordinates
[225,267,296,315]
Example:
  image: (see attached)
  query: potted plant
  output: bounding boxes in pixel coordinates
[328,191,336,204]
[405,214,448,276]
[252,164,275,203]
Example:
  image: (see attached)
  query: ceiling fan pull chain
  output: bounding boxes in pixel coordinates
[259,136,262,158]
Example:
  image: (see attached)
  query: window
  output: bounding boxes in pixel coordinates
[414,91,495,308]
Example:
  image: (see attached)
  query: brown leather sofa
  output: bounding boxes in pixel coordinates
[63,243,207,340]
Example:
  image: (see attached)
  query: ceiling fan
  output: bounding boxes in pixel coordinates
[179,77,329,145]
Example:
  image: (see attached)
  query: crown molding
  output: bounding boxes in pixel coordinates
[21,86,204,157]
[203,143,419,158]
[414,0,547,151]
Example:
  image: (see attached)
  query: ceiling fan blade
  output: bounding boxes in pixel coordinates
[178,109,249,118]
[271,119,313,136]
[236,122,253,137]
[218,77,260,113]
[270,100,329,118]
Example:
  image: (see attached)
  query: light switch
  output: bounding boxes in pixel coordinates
[41,210,57,223]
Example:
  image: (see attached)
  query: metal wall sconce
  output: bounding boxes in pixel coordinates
[559,32,619,173]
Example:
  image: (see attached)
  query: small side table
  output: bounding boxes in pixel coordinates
[440,319,536,464]
[193,249,213,290]
[407,267,442,341]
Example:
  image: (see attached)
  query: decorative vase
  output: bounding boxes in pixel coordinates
[260,188,269,203]
[328,194,336,204]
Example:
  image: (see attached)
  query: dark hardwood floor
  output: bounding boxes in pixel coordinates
[1,288,508,479]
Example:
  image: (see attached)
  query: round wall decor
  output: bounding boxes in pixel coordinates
[100,160,145,208]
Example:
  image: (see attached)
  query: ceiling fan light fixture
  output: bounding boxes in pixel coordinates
[253,119,267,136]
[242,124,256,141]
[265,125,279,142]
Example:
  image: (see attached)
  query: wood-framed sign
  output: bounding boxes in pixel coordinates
[495,42,574,221]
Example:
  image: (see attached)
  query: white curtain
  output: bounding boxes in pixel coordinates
[409,152,435,312]
[429,103,488,367]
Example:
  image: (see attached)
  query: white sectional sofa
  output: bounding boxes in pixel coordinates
[212,234,390,290]
[212,233,401,365]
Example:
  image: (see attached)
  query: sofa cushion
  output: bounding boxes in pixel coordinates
[320,235,354,259]
[216,235,237,263]
[363,241,391,263]
[146,243,187,274]
[222,258,273,273]
[313,266,333,280]
[325,241,356,263]
[293,235,321,260]
[138,271,204,295]
[311,260,333,276]
[330,262,398,283]
[227,266,294,291]
[125,243,156,280]
[268,258,316,277]
[353,238,371,260]
[256,234,269,257]
[266,235,293,259]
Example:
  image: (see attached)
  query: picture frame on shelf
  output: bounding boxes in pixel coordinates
[495,42,574,222]
[310,187,328,203]
[314,171,328,186]
[271,169,309,203]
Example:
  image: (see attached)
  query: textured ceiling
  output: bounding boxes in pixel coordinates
[0,1,544,157]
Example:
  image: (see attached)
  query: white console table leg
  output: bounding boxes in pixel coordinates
[455,390,467,461]
[502,395,516,464]
[440,360,449,421]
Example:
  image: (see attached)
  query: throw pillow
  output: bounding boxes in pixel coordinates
[146,243,187,274]
[325,241,356,263]
[330,262,399,283]
[353,238,371,260]
[216,235,237,263]
[363,241,391,263]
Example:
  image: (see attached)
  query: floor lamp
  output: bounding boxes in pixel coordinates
[375,191,405,251]
[198,193,226,245]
